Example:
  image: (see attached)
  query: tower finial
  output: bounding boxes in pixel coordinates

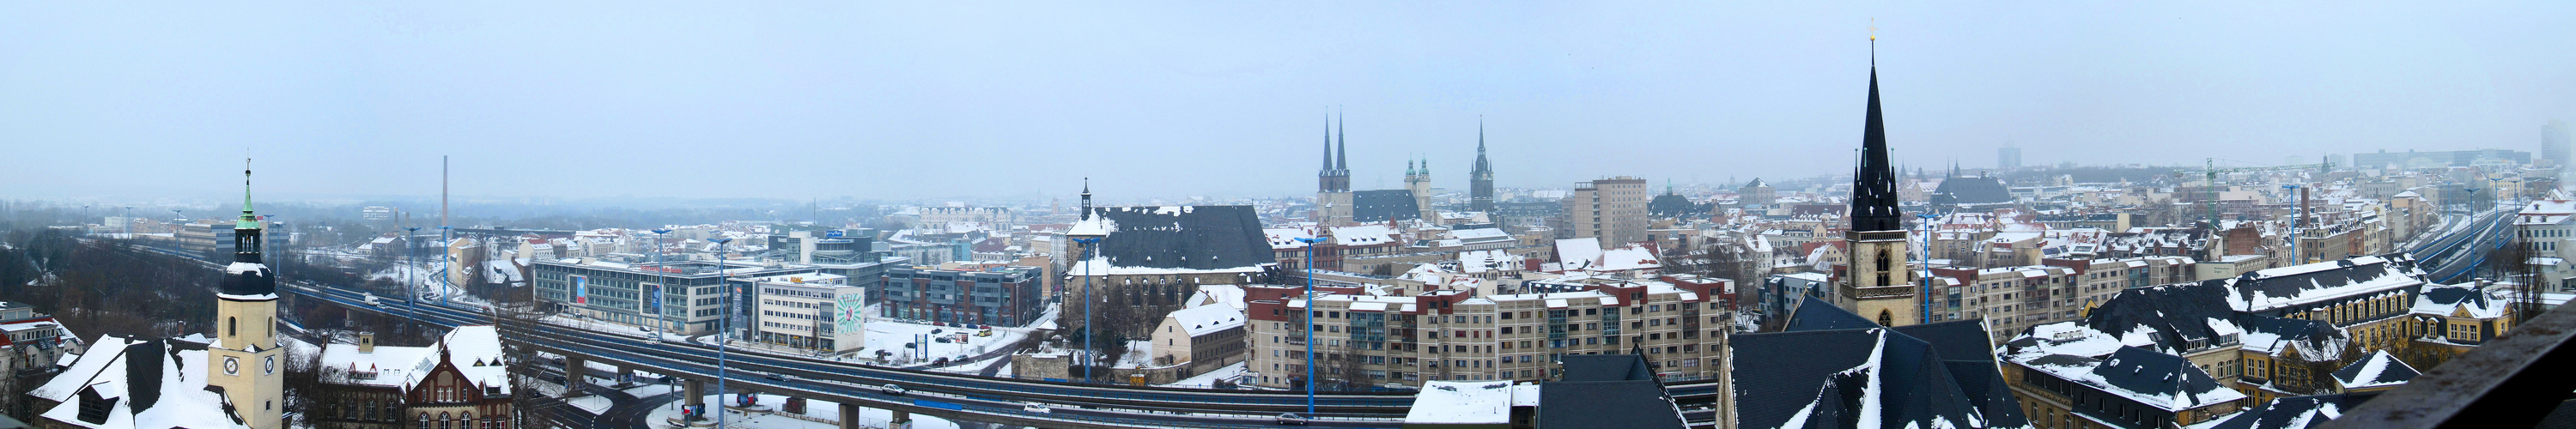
[1868,18,1878,66]
[238,157,259,230]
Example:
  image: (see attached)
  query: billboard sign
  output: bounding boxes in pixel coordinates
[571,275,588,305]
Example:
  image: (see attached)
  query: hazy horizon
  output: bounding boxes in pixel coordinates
[5,2,2572,202]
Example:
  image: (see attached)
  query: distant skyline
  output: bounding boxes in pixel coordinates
[3,2,2573,202]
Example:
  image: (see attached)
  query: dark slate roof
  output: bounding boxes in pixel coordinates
[1784,296,1880,333]
[1351,190,1421,222]
[2215,255,2421,312]
[2330,351,2420,388]
[2092,346,2233,409]
[1891,320,1998,366]
[1558,354,1656,382]
[1943,360,2032,429]
[2417,285,2494,308]
[1085,206,1271,270]
[1539,353,1682,428]
[2195,392,2381,429]
[1730,329,1988,429]
[1648,193,1699,219]
[1932,176,2014,206]
[1536,380,1685,429]
[2079,282,2237,353]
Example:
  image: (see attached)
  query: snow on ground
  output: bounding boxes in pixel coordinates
[526,379,568,397]
[643,394,961,429]
[860,305,1038,366]
[1112,340,1153,368]
[624,384,675,398]
[566,396,613,414]
[1157,362,1246,390]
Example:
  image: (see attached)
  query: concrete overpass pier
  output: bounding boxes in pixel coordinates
[683,379,707,409]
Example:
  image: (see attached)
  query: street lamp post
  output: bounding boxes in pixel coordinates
[1293,236,1327,416]
[652,229,674,335]
[405,227,422,321]
[711,238,734,427]
[1915,213,1935,323]
[1070,237,1103,384]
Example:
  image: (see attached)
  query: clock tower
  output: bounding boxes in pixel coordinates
[210,160,284,429]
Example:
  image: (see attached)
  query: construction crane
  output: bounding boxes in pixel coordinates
[2172,157,2333,230]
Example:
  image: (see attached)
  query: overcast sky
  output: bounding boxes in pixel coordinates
[3,2,2572,202]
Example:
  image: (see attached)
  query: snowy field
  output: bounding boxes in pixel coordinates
[644,394,962,429]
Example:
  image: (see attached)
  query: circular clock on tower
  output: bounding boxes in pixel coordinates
[222,357,240,375]
[264,356,276,374]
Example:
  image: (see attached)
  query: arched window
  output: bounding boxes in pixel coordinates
[1877,310,1894,327]
[228,317,237,337]
[439,412,452,429]
[417,413,429,429]
[1876,250,1891,271]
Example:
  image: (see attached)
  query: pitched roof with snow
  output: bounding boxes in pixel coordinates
[1073,206,1271,271]
[1163,305,1245,337]
[2330,350,2418,390]
[32,335,245,429]
[2412,285,2508,319]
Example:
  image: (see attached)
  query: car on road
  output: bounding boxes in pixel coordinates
[362,293,382,306]
[762,372,789,381]
[880,384,908,396]
[1023,402,1051,414]
[1275,413,1309,425]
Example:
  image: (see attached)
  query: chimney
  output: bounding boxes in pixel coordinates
[359,331,376,353]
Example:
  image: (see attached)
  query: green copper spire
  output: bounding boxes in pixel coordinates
[236,158,260,230]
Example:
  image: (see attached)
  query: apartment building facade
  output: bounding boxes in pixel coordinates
[1242,275,1732,390]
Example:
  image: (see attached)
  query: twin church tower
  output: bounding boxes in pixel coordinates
[1312,113,1497,227]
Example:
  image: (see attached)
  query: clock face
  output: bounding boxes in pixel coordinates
[263,356,276,374]
[222,357,240,375]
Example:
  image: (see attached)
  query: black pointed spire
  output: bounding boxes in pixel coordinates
[1335,111,1348,172]
[1322,112,1334,172]
[1852,51,1903,233]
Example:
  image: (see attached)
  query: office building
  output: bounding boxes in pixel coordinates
[882,265,1042,327]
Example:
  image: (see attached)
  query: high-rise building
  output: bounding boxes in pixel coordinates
[1563,176,1649,248]
[211,163,285,429]
[1997,142,2022,171]
[1471,122,1497,213]
[2545,119,2570,168]
[1834,51,1920,328]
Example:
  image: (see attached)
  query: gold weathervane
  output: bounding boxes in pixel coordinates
[1869,18,1877,40]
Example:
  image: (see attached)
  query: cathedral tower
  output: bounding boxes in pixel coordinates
[1837,39,1920,328]
[1315,112,1355,226]
[1470,120,1496,214]
[210,160,284,429]
[1406,158,1437,225]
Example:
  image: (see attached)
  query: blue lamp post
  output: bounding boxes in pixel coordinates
[711,237,734,427]
[1293,235,1327,416]
[1915,213,1936,323]
[1071,236,1103,384]
[652,228,674,335]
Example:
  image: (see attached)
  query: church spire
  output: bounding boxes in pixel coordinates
[1851,37,1902,233]
[1321,112,1334,172]
[1335,111,1348,172]
[237,158,260,231]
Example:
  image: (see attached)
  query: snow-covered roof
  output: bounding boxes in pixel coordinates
[319,325,509,396]
[1329,225,1398,245]
[1405,381,1514,425]
[2412,285,2508,319]
[2330,350,2418,390]
[1163,305,1245,337]
[33,335,246,429]
[2021,346,2247,413]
